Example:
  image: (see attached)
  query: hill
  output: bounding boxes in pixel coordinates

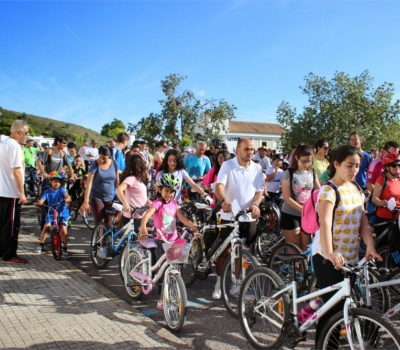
[0,107,109,145]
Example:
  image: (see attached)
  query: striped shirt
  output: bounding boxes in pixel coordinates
[366,157,384,185]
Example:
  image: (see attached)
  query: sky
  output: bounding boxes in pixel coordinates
[1,0,400,133]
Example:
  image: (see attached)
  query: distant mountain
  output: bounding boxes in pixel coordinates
[0,107,109,145]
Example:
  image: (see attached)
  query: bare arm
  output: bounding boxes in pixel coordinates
[36,159,48,178]
[177,209,198,232]
[366,182,374,194]
[116,183,130,213]
[79,172,94,214]
[372,182,387,207]
[139,207,156,242]
[185,176,206,196]
[12,167,26,204]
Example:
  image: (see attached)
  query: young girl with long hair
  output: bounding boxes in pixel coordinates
[281,144,320,250]
[138,174,198,310]
[312,145,380,345]
[156,149,209,201]
[116,154,152,232]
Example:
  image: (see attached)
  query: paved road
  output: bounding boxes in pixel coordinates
[23,205,315,349]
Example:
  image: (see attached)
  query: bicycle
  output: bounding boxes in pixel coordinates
[123,229,190,332]
[185,204,260,318]
[90,205,149,269]
[238,256,400,349]
[40,201,66,260]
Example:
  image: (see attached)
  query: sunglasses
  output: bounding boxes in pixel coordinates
[19,131,29,135]
[324,146,330,150]
[389,164,400,168]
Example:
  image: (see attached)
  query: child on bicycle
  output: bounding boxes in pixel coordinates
[68,155,86,224]
[139,173,199,310]
[35,171,71,258]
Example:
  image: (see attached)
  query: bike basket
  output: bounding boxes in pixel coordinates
[162,242,192,264]
[238,212,257,243]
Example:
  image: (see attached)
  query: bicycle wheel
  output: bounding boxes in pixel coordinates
[352,267,390,315]
[221,249,260,318]
[119,244,129,282]
[83,206,95,230]
[69,199,79,221]
[267,242,308,292]
[238,267,290,349]
[90,223,111,269]
[124,249,144,299]
[253,231,282,264]
[377,246,397,270]
[385,268,400,309]
[316,307,400,349]
[180,238,202,287]
[50,228,62,260]
[163,273,188,332]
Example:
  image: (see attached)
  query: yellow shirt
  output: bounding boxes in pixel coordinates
[312,155,330,179]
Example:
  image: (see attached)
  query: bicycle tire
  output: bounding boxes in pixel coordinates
[352,267,390,315]
[221,249,260,318]
[316,307,400,349]
[163,274,188,332]
[253,231,282,264]
[385,268,400,309]
[124,249,144,299]
[238,266,290,349]
[377,245,397,270]
[263,201,281,235]
[119,244,129,282]
[267,242,308,291]
[90,223,111,269]
[69,199,79,221]
[50,228,62,260]
[180,238,202,287]
[83,207,95,230]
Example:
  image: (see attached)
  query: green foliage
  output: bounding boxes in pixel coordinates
[72,134,85,143]
[180,137,192,149]
[277,71,400,152]
[0,107,108,144]
[127,73,236,144]
[101,118,126,139]
[0,118,14,135]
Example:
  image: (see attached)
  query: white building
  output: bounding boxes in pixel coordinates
[195,118,286,152]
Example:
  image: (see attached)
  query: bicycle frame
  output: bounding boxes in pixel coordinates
[364,275,400,318]
[98,219,136,257]
[256,275,357,348]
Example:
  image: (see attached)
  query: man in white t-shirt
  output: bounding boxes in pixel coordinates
[213,138,264,299]
[265,153,284,206]
[252,146,271,171]
[0,120,28,264]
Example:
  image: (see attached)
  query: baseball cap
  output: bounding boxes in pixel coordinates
[26,136,34,141]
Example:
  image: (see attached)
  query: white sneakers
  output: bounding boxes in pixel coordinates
[212,284,221,300]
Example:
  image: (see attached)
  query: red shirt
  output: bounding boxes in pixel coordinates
[367,157,384,185]
[376,175,400,219]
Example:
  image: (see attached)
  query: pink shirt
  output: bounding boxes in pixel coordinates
[151,199,178,242]
[122,176,148,219]
[366,157,384,185]
[201,166,218,207]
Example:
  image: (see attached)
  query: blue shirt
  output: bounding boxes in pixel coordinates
[41,186,69,215]
[183,153,211,179]
[89,160,118,202]
[355,151,372,190]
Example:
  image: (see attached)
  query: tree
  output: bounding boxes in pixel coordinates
[276,70,400,152]
[72,134,84,143]
[128,74,236,144]
[180,137,192,149]
[101,118,126,139]
[0,118,14,135]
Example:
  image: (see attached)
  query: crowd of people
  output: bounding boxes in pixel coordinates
[1,119,399,333]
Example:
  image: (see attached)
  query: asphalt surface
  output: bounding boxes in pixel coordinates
[22,204,315,350]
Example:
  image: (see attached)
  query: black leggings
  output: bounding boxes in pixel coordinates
[312,254,345,348]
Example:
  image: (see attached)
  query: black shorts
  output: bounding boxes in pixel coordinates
[280,211,301,230]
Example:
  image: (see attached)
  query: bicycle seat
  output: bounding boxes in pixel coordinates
[141,238,158,249]
[276,253,307,262]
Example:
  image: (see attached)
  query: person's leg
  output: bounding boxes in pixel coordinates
[89,198,105,225]
[312,254,345,348]
[0,197,7,259]
[154,240,165,309]
[299,232,312,251]
[36,223,50,253]
[103,200,114,228]
[29,167,37,194]
[280,212,302,249]
[213,224,231,299]
[2,198,21,261]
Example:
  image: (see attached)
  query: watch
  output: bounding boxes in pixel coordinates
[251,201,259,207]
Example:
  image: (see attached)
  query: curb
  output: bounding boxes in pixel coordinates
[20,212,192,350]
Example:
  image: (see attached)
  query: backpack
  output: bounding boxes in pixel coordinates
[301,181,363,235]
